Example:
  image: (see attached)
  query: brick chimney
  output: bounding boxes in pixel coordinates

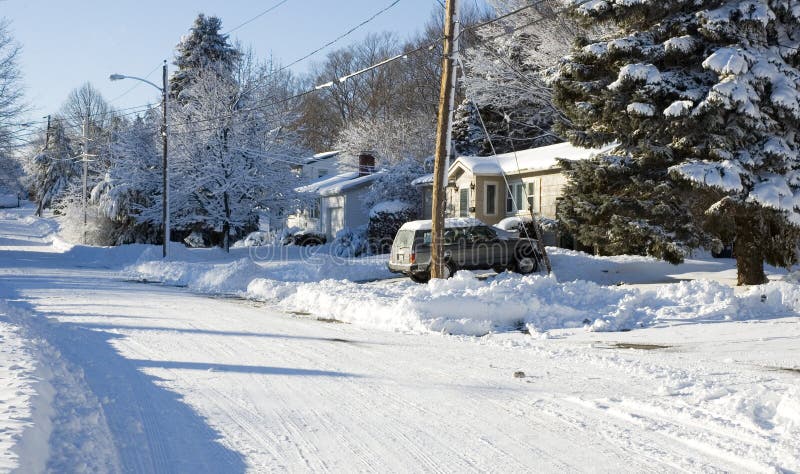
[358,152,376,177]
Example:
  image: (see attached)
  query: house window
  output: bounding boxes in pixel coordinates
[309,199,321,219]
[459,188,469,217]
[515,184,525,213]
[506,183,528,214]
[527,182,535,212]
[485,183,497,215]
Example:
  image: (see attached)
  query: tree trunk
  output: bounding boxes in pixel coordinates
[734,214,767,285]
[223,191,231,253]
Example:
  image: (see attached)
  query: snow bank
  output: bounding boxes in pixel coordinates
[125,248,393,295]
[246,272,800,336]
[0,298,120,472]
[125,241,800,337]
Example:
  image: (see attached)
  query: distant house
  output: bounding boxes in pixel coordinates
[288,153,380,240]
[414,141,616,244]
[291,151,343,180]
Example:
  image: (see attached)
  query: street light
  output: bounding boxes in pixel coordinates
[110,60,170,259]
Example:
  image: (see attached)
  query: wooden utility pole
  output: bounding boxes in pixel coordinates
[82,117,88,244]
[36,115,53,217]
[430,0,457,279]
[161,60,170,259]
[43,115,51,149]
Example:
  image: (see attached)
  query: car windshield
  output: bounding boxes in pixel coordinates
[393,230,416,248]
[468,226,497,243]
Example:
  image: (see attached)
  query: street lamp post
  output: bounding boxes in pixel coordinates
[110,60,170,259]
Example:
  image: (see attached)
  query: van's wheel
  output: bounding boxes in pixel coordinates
[409,272,430,284]
[514,248,539,275]
[492,265,507,274]
[441,261,457,279]
[427,261,456,280]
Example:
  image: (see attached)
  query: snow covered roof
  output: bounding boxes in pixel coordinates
[450,141,617,176]
[295,172,358,193]
[302,150,342,164]
[320,172,381,196]
[399,217,485,231]
[295,171,382,196]
[411,173,434,186]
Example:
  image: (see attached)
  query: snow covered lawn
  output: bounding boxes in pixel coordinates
[1,205,799,471]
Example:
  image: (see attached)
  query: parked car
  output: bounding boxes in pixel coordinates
[387,218,541,283]
[282,230,326,246]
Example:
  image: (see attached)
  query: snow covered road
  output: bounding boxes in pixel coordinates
[1,207,799,472]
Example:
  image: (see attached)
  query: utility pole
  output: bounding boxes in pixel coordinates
[36,115,53,217]
[161,60,170,259]
[82,117,88,245]
[430,0,458,279]
[43,115,51,150]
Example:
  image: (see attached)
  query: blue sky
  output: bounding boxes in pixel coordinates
[3,0,461,119]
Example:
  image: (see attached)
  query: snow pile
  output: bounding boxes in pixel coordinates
[0,317,39,472]
[246,271,800,336]
[125,248,392,295]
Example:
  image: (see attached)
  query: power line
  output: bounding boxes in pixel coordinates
[166,38,439,135]
[264,0,402,79]
[8,0,563,148]
[226,0,292,34]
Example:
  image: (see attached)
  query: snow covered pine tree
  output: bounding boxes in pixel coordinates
[554,0,800,285]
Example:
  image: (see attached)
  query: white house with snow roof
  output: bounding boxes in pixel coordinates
[287,153,380,239]
[414,141,616,243]
[290,150,344,180]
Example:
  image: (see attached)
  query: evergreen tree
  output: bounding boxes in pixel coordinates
[170,14,241,102]
[553,0,800,284]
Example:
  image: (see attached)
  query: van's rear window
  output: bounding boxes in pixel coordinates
[394,230,416,247]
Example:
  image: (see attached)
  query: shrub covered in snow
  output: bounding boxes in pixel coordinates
[367,201,417,254]
[232,231,273,248]
[332,227,369,258]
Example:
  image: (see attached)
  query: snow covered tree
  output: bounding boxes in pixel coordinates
[170,14,241,103]
[170,63,303,251]
[455,0,585,156]
[0,19,25,153]
[25,118,78,215]
[95,112,163,244]
[361,159,427,213]
[554,0,800,285]
[335,114,434,168]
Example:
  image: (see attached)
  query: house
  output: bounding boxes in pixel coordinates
[414,141,616,244]
[290,150,344,180]
[287,153,380,240]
